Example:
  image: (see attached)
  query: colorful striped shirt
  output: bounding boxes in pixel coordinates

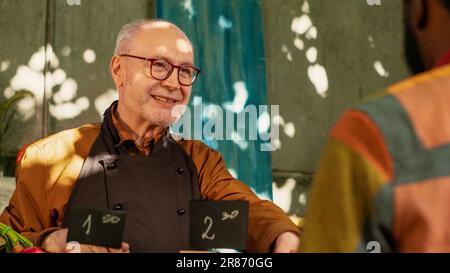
[301,57,450,252]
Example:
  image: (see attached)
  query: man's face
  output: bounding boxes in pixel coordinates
[403,0,427,74]
[119,23,194,127]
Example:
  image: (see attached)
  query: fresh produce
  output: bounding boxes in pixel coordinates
[0,222,44,253]
[19,246,45,253]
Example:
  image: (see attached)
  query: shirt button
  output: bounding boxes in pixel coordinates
[176,208,185,215]
[176,167,184,175]
[113,203,123,210]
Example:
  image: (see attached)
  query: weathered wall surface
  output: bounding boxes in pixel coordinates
[1,1,411,221]
[264,0,410,219]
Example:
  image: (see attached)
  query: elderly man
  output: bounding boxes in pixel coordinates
[0,20,300,253]
[301,0,450,252]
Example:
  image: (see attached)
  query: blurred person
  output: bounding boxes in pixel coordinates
[301,0,450,252]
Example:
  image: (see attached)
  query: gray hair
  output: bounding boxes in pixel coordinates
[114,19,176,55]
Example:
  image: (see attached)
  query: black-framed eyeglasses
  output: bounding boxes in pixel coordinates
[120,54,201,86]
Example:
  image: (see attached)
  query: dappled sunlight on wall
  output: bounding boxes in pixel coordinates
[288,0,329,98]
[2,43,122,125]
[3,45,92,121]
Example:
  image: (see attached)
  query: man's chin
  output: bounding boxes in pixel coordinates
[143,113,177,128]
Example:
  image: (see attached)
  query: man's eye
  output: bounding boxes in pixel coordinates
[179,67,193,77]
[153,61,170,70]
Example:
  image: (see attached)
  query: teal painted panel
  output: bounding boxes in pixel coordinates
[157,0,272,198]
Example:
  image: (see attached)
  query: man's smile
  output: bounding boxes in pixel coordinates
[150,94,180,105]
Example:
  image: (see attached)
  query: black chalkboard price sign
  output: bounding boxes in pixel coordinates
[66,207,126,249]
[189,200,249,251]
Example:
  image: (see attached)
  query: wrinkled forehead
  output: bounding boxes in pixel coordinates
[131,22,194,64]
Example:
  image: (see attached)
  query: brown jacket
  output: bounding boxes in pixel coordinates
[0,123,299,252]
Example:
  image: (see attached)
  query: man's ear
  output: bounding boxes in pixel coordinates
[416,0,430,30]
[110,55,123,87]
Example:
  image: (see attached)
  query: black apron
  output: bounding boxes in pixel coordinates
[62,101,201,252]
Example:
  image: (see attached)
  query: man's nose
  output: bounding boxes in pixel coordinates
[161,68,180,90]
